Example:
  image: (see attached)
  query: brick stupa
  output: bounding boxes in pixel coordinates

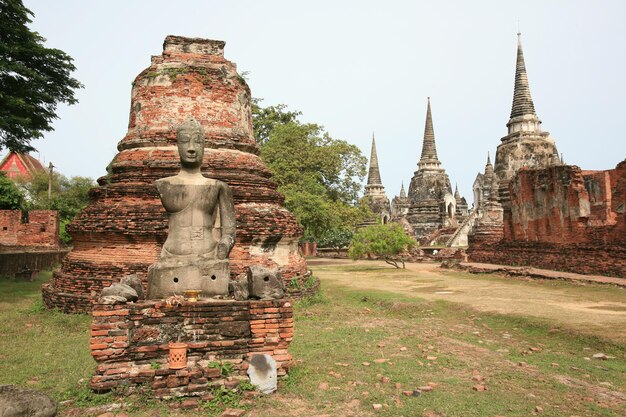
[43,36,308,312]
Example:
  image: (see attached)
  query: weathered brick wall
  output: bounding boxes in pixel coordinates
[0,210,59,248]
[467,242,625,278]
[90,299,294,397]
[582,170,614,225]
[504,165,591,243]
[505,163,624,245]
[44,36,311,313]
[0,249,69,278]
[468,160,626,277]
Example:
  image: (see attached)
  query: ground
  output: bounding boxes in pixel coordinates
[309,259,626,343]
[0,260,624,416]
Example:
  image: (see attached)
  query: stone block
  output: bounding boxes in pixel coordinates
[147,259,229,299]
[101,283,138,302]
[0,385,56,417]
[121,274,144,299]
[247,265,285,300]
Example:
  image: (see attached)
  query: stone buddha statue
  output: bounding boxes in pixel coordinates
[147,119,236,299]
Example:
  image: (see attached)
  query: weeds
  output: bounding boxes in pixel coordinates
[207,361,234,377]
[28,298,45,313]
[59,383,114,407]
[199,386,243,412]
[237,380,256,392]
[303,274,317,289]
[294,291,327,310]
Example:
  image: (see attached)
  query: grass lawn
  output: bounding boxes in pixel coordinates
[0,264,624,416]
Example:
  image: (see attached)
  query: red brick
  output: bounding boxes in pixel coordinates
[469,161,626,277]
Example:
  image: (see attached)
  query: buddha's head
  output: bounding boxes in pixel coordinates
[176,119,205,169]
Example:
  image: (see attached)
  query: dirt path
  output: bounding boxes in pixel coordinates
[308,259,626,343]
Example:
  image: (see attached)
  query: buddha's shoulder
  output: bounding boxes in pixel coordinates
[156,174,219,186]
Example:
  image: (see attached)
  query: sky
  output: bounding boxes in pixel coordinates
[18,0,626,204]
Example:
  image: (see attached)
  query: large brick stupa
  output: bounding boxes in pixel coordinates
[43,36,308,312]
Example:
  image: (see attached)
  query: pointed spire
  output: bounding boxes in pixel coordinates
[418,98,441,169]
[366,132,383,186]
[510,33,537,119]
[454,183,461,200]
[399,182,406,198]
[485,152,494,177]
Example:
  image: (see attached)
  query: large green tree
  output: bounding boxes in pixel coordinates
[0,0,83,152]
[251,98,302,146]
[262,122,366,205]
[254,101,373,241]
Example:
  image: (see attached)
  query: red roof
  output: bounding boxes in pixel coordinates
[0,152,46,180]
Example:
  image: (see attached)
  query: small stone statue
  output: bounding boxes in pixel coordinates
[147,119,236,298]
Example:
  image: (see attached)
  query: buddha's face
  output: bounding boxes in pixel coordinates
[177,126,205,168]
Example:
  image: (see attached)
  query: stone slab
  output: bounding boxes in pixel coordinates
[147,258,229,298]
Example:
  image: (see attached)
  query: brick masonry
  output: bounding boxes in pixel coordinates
[0,210,59,249]
[43,36,312,313]
[468,160,626,277]
[89,299,294,398]
[0,250,69,278]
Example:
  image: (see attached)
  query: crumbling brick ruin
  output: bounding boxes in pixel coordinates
[468,160,626,277]
[468,35,625,277]
[0,210,59,249]
[0,210,65,279]
[43,36,309,312]
[90,299,294,397]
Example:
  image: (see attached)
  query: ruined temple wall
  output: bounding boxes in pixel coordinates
[468,160,626,277]
[582,170,613,225]
[607,160,626,242]
[467,242,625,278]
[505,165,590,244]
[582,160,626,243]
[506,163,624,245]
[1,250,69,278]
[0,210,59,248]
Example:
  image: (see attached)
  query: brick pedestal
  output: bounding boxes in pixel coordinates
[90,298,294,398]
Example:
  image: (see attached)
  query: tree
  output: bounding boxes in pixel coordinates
[0,171,25,209]
[262,122,368,205]
[16,170,94,243]
[260,120,371,240]
[253,99,374,241]
[316,228,353,254]
[349,223,416,268]
[252,98,301,146]
[0,0,83,152]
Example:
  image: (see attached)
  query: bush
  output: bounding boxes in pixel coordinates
[349,223,416,268]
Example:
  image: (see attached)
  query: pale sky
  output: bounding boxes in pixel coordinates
[19,0,626,203]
